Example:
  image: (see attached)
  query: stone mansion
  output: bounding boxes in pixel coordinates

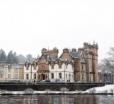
[24,42,98,83]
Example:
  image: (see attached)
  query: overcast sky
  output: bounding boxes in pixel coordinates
[0,0,114,60]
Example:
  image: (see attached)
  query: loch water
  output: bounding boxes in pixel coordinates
[0,94,113,104]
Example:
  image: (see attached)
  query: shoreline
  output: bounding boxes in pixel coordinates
[0,90,113,95]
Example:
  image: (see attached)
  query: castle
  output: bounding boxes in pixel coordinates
[24,42,98,83]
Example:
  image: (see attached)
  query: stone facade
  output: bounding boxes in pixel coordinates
[73,42,98,82]
[5,64,24,81]
[0,64,24,81]
[0,64,8,81]
[24,42,98,83]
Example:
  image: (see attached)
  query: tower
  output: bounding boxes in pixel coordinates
[84,42,98,82]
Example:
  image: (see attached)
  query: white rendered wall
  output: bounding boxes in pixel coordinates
[49,63,74,82]
[24,65,38,81]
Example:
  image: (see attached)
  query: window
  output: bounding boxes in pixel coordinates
[59,64,62,69]
[38,74,41,79]
[82,73,84,80]
[59,73,62,79]
[34,66,36,70]
[66,74,67,78]
[51,73,54,79]
[66,65,68,69]
[0,74,3,78]
[26,74,29,79]
[8,68,11,73]
[82,65,84,70]
[45,74,47,79]
[69,74,71,79]
[8,74,11,79]
[34,73,36,79]
[51,65,54,69]
[14,74,18,79]
[26,66,29,70]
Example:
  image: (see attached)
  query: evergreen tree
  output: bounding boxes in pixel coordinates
[0,49,7,63]
[7,51,18,64]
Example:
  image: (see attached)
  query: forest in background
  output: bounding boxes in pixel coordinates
[0,49,34,64]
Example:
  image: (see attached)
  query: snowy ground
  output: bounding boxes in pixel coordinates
[84,84,114,93]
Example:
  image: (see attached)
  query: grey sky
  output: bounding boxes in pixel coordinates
[0,0,114,60]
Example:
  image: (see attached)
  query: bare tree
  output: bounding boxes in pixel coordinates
[100,47,114,72]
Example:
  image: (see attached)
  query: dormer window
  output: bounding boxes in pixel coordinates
[34,65,36,70]
[59,64,62,69]
[51,65,54,69]
[26,66,29,70]
[59,65,62,69]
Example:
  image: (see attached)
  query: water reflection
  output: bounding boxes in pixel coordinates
[0,94,113,104]
[74,95,98,104]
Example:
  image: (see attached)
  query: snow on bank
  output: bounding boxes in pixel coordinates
[1,85,114,94]
[0,90,83,95]
[84,84,114,93]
